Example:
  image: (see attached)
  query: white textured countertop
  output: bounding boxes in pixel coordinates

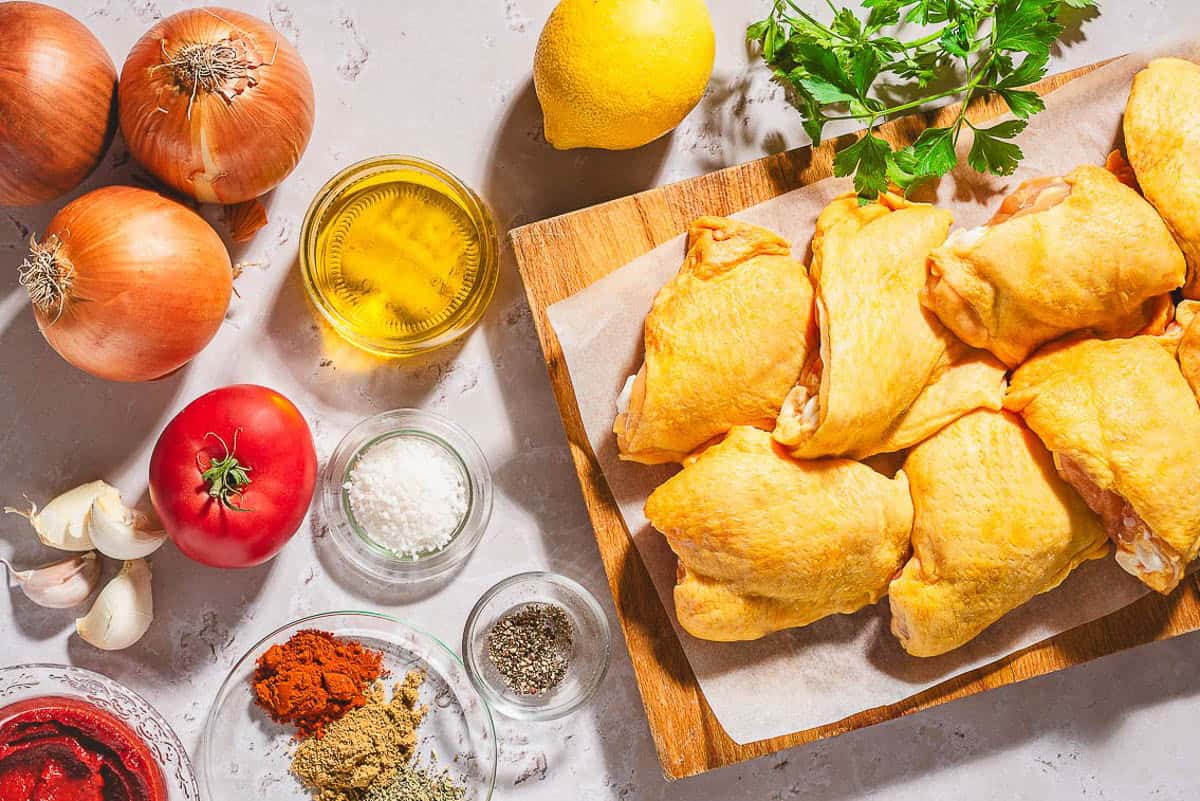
[2,1,1198,799]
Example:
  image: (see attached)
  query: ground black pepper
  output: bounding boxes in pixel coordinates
[485,602,575,695]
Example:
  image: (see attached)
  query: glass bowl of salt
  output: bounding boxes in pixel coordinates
[322,408,494,582]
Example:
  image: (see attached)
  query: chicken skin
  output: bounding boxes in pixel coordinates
[1125,57,1200,297]
[615,217,815,464]
[774,192,955,459]
[1005,335,1200,593]
[888,410,1108,657]
[1175,301,1200,399]
[924,165,1185,367]
[645,426,913,642]
[871,336,1007,456]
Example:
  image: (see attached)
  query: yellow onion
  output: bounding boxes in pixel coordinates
[0,2,117,207]
[19,186,232,382]
[117,7,315,205]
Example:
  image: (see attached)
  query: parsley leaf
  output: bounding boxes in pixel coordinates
[887,147,920,191]
[908,126,958,178]
[968,120,1029,175]
[997,88,1045,119]
[799,74,858,104]
[997,52,1051,88]
[863,0,903,29]
[833,132,892,200]
[793,43,857,96]
[993,0,1065,59]
[852,48,882,98]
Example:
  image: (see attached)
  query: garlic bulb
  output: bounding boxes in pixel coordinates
[2,552,100,608]
[76,558,153,650]
[5,481,120,551]
[86,492,166,560]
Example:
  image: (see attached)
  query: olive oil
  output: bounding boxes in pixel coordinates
[301,157,498,357]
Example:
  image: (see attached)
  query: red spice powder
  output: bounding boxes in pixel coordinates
[252,628,385,739]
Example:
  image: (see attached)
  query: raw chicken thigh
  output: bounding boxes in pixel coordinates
[615,217,815,464]
[1125,57,1200,297]
[774,192,958,459]
[889,409,1107,657]
[923,165,1184,366]
[1005,335,1200,593]
[645,426,912,641]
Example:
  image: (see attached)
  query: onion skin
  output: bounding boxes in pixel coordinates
[118,7,315,205]
[0,2,117,207]
[29,186,232,382]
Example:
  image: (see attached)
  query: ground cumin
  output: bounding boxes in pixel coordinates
[253,629,385,739]
[290,672,427,801]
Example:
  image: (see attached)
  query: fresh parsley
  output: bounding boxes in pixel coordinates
[748,0,1098,200]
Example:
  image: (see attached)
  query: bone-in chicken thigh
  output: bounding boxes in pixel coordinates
[774,192,955,459]
[645,426,912,642]
[1125,57,1200,297]
[923,165,1184,366]
[1005,335,1200,593]
[615,217,815,464]
[889,410,1108,657]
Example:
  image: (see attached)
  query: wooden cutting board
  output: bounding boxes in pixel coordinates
[509,60,1200,780]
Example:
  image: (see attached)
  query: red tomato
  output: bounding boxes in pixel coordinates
[149,384,317,568]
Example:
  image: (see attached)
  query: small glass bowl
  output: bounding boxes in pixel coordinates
[299,154,499,357]
[202,611,496,800]
[322,408,493,582]
[0,664,198,800]
[462,572,612,720]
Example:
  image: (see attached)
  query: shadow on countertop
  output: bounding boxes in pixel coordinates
[0,301,186,639]
[261,255,467,417]
[307,499,467,607]
[65,542,276,684]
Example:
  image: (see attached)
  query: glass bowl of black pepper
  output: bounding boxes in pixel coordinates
[461,572,612,721]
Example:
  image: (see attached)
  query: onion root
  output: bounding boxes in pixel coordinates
[152,27,276,117]
[18,235,73,323]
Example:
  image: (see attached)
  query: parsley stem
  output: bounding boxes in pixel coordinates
[780,0,851,43]
[899,30,944,50]
[821,83,971,122]
[949,51,997,145]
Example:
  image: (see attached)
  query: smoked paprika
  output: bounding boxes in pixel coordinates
[253,629,385,739]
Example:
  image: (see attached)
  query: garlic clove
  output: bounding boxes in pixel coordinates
[86,492,166,560]
[3,552,101,609]
[76,558,153,651]
[5,480,121,551]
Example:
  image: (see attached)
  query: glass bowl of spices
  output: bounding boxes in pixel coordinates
[462,572,612,721]
[322,408,494,582]
[202,611,496,801]
[300,155,499,357]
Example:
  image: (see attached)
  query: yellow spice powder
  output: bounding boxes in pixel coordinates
[291,671,426,801]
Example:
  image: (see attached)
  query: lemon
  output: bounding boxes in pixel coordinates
[533,0,716,151]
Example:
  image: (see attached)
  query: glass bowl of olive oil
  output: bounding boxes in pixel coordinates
[300,155,499,357]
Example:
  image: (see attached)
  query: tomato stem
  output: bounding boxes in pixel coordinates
[198,430,254,512]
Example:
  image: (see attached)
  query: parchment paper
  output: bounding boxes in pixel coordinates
[547,39,1200,745]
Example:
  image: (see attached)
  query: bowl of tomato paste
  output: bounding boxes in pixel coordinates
[0,664,196,801]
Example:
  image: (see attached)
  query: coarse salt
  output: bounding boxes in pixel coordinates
[345,434,469,557]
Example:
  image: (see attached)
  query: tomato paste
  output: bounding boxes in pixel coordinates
[0,696,166,801]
